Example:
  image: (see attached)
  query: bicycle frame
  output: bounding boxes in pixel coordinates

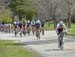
[58,32,64,50]
[35,28,40,40]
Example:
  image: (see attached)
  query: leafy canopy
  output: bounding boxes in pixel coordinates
[8,0,36,20]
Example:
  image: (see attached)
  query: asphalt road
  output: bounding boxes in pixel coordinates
[0,31,75,57]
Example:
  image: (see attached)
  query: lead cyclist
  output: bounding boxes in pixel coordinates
[56,21,67,50]
[35,20,41,40]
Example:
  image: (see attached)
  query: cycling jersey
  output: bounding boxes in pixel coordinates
[56,22,66,35]
[0,23,3,27]
[18,23,22,29]
[35,23,40,29]
[27,22,31,27]
[22,22,26,30]
[57,24,64,33]
[41,21,45,27]
[23,23,26,27]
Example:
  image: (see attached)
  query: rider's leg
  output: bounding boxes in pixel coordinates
[42,27,44,35]
[58,32,61,48]
[20,27,23,37]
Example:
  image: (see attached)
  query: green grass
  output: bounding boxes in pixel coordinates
[45,22,54,30]
[0,40,39,57]
[68,23,75,37]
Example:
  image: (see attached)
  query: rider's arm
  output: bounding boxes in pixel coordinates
[56,24,59,32]
[63,24,67,32]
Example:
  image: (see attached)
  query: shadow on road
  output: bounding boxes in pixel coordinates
[45,49,60,51]
[19,38,75,45]
[5,38,75,46]
[21,39,58,45]
[5,39,57,46]
[4,42,26,46]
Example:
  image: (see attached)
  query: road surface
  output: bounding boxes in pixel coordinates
[0,31,75,57]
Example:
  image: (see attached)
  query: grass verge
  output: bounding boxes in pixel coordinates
[68,23,75,37]
[45,22,54,30]
[0,40,40,57]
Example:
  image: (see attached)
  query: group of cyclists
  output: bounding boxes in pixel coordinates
[0,23,11,33]
[0,19,67,50]
[0,19,45,39]
[14,19,45,39]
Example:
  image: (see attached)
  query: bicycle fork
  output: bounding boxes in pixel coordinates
[58,36,64,50]
[36,30,40,40]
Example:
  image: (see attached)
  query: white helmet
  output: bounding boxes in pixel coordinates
[59,21,64,24]
[14,21,17,24]
[36,20,40,23]
[27,20,30,23]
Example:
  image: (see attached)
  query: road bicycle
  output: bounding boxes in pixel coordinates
[58,31,65,50]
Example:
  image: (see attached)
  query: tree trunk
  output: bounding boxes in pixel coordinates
[53,18,57,29]
[12,13,15,23]
[65,18,68,27]
[48,20,50,27]
[67,16,71,28]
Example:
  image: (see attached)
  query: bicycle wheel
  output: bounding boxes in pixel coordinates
[60,36,64,50]
[20,29,23,37]
[15,31,17,37]
[59,33,64,50]
[36,31,40,40]
[42,29,44,35]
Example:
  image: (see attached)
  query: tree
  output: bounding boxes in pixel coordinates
[50,0,59,28]
[64,0,75,28]
[0,9,12,23]
[33,0,60,28]
[8,0,36,21]
[32,0,75,29]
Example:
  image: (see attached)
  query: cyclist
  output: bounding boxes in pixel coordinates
[4,23,9,33]
[56,21,67,49]
[18,21,23,37]
[35,20,41,39]
[56,21,67,35]
[6,23,10,33]
[0,23,3,32]
[14,21,19,37]
[26,20,31,35]
[22,20,26,36]
[40,20,45,35]
[31,20,35,35]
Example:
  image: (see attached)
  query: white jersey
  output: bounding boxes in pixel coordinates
[56,23,67,32]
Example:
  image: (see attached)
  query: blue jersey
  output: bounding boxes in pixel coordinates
[18,23,22,28]
[27,22,31,27]
[57,24,64,33]
[41,21,45,27]
[35,23,40,27]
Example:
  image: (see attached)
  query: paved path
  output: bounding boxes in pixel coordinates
[0,31,75,57]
